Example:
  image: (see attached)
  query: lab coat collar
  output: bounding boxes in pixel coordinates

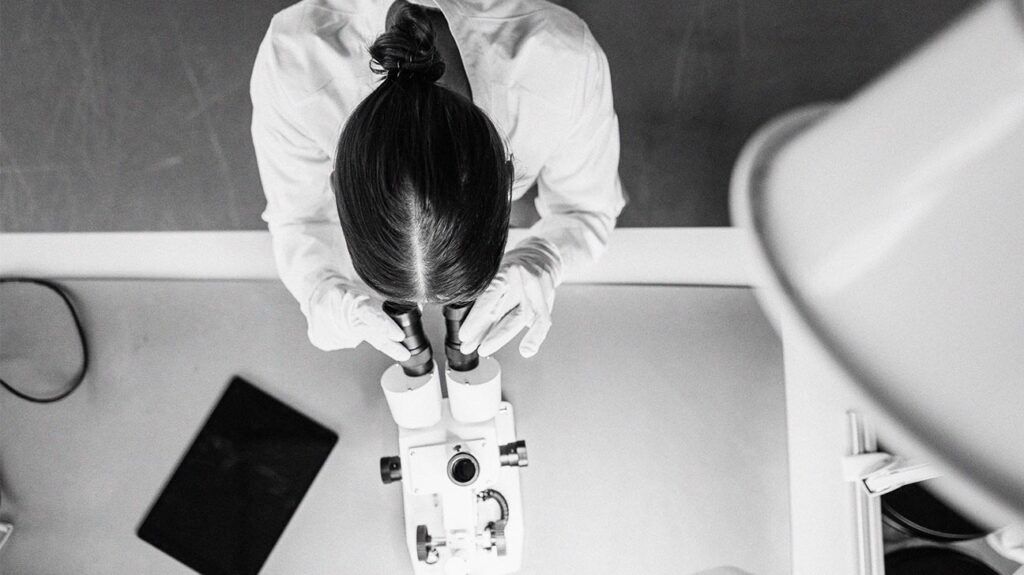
[382,0,520,136]
[309,0,529,150]
[313,0,545,19]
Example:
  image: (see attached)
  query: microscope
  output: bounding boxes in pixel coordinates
[379,302,528,575]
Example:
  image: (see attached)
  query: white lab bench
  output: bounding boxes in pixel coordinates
[1,228,795,575]
[1,228,1014,574]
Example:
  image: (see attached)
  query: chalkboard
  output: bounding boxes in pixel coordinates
[556,0,978,226]
[1,0,291,231]
[1,0,977,231]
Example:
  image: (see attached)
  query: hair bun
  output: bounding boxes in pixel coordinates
[369,4,446,83]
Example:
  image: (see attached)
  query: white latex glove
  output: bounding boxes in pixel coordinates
[306,279,411,362]
[459,237,562,358]
[987,524,1024,565]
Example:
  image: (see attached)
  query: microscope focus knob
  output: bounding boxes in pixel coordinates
[499,440,528,467]
[380,456,402,484]
[416,525,439,563]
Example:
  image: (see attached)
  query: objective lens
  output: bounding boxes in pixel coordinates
[447,452,479,486]
[443,302,479,371]
[383,301,433,377]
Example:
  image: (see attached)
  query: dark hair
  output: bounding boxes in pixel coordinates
[333,3,513,305]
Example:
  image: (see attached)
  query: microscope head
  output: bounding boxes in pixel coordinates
[379,300,501,427]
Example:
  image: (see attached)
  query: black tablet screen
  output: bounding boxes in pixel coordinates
[137,376,337,574]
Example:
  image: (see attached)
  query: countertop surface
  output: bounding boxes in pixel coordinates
[0,280,788,575]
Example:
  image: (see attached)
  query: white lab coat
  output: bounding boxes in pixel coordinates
[250,0,626,331]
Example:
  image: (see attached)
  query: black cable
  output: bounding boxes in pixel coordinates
[477,488,509,522]
[0,278,89,403]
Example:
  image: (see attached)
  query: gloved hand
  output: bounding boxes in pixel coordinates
[987,524,1024,565]
[306,278,411,362]
[459,237,563,358]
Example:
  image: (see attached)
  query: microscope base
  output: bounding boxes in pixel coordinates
[397,400,524,575]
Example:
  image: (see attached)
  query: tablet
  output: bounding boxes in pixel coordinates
[137,376,337,574]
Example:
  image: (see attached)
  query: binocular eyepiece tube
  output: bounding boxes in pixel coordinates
[383,301,480,375]
[443,302,479,372]
[380,301,441,429]
[383,301,434,377]
[443,301,502,423]
[380,300,501,426]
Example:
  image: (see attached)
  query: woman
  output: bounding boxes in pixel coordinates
[251,0,624,362]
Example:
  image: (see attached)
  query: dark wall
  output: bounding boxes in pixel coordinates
[1,0,977,232]
[556,0,977,226]
[1,0,290,232]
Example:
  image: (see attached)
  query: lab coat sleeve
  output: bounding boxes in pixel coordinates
[529,26,627,278]
[250,36,360,348]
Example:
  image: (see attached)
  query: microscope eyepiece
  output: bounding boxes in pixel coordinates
[383,301,433,377]
[443,302,479,371]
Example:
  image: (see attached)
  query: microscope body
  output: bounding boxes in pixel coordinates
[395,398,524,574]
[379,303,528,575]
